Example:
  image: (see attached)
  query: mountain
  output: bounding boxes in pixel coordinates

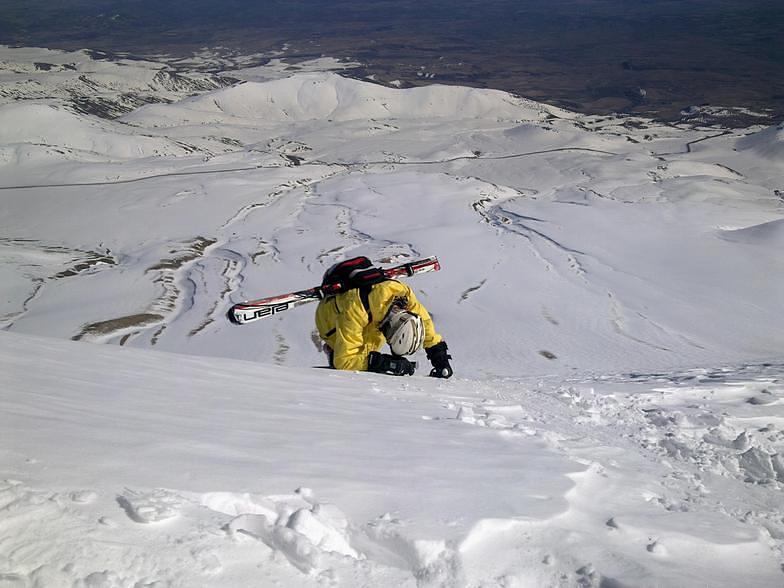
[1,45,783,587]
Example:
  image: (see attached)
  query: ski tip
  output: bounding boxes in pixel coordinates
[227,307,241,325]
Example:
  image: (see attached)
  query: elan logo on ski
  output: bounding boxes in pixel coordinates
[228,256,440,326]
[248,302,290,319]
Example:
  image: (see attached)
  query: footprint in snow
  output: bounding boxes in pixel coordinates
[117,488,183,523]
[224,498,358,574]
[70,490,97,504]
[746,389,778,405]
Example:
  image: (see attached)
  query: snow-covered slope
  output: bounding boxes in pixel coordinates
[737,122,784,161]
[122,72,551,125]
[2,331,783,587]
[1,57,781,375]
[0,45,233,118]
[1,47,783,587]
[0,101,190,161]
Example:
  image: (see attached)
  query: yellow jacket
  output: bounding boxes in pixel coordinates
[315,280,443,371]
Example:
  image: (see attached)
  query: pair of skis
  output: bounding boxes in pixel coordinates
[228,256,440,326]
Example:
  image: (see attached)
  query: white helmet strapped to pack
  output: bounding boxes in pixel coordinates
[379,299,425,356]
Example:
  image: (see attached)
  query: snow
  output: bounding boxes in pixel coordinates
[1,46,783,587]
[0,101,188,160]
[3,333,783,586]
[738,123,784,162]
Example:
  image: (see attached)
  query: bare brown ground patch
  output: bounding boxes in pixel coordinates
[73,313,163,341]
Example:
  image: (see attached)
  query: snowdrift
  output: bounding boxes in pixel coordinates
[718,218,784,247]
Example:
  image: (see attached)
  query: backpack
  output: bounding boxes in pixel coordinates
[321,256,388,321]
[321,256,386,295]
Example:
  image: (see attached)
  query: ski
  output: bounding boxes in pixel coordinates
[228,256,441,325]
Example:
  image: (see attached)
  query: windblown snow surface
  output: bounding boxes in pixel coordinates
[1,46,783,587]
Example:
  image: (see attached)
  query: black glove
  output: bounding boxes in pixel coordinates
[367,352,416,376]
[426,341,453,379]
